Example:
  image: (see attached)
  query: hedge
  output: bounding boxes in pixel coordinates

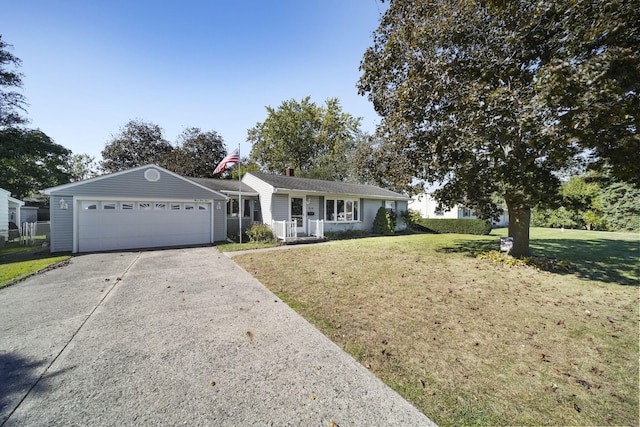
[417,218,492,235]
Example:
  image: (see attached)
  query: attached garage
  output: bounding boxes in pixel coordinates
[44,165,228,253]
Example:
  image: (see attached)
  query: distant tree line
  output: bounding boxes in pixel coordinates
[532,174,640,232]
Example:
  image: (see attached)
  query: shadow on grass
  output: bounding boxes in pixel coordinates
[438,237,639,286]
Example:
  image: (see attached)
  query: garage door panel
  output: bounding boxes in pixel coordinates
[78,204,212,252]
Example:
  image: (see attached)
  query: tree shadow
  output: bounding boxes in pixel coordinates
[0,352,69,424]
[438,237,639,286]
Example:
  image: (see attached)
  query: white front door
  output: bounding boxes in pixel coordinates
[290,196,305,234]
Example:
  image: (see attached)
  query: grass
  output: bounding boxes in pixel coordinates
[233,228,639,426]
[215,240,279,252]
[0,242,71,289]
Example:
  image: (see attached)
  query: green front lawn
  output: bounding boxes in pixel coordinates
[233,228,639,426]
[0,244,70,289]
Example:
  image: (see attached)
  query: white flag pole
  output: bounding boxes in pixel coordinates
[238,144,242,244]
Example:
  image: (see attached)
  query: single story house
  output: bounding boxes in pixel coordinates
[43,165,228,253]
[1,187,24,244]
[43,165,410,253]
[243,171,409,237]
[409,193,509,227]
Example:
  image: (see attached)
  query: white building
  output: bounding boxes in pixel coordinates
[409,193,508,227]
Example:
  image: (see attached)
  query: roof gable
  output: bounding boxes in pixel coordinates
[43,164,227,199]
[246,172,408,200]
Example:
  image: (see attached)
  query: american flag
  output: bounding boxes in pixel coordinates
[213,148,240,175]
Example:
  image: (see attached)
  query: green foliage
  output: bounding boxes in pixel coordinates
[357,0,639,255]
[100,119,173,173]
[372,206,394,235]
[166,127,227,177]
[0,35,28,127]
[0,127,71,198]
[100,121,229,177]
[532,175,639,232]
[67,153,99,182]
[600,182,640,232]
[418,219,491,235]
[248,96,362,180]
[245,222,274,243]
[401,209,423,229]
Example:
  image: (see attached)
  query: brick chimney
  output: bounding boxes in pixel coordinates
[285,167,295,177]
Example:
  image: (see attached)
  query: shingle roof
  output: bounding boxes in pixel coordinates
[248,172,408,200]
[188,177,258,195]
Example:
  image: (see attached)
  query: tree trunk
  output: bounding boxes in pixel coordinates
[505,199,531,257]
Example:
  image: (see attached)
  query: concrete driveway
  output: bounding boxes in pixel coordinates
[0,246,435,426]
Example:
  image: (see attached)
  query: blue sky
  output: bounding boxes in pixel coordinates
[2,0,387,161]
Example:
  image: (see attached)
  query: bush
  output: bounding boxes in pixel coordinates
[401,209,423,229]
[417,218,491,235]
[246,222,274,243]
[373,207,394,235]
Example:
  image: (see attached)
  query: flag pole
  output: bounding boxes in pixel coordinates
[238,143,242,244]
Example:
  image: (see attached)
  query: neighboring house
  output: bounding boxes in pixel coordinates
[1,188,24,243]
[243,171,410,236]
[409,193,509,227]
[43,165,228,253]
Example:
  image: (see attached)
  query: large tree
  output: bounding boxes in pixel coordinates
[248,97,362,180]
[0,127,71,199]
[0,35,28,128]
[100,119,173,173]
[358,0,639,256]
[164,127,227,177]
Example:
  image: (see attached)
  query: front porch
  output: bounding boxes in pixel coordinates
[271,219,326,245]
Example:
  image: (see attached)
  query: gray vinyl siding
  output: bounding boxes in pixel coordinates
[362,199,384,232]
[49,167,222,200]
[307,196,321,221]
[213,202,226,241]
[396,200,408,231]
[50,195,73,252]
[271,194,289,221]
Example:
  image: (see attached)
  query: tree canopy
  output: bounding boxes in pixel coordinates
[0,35,28,128]
[248,97,362,180]
[100,119,173,173]
[0,127,71,199]
[101,120,229,177]
[164,127,227,177]
[358,0,639,256]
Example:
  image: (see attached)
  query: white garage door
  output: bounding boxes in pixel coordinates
[78,200,212,252]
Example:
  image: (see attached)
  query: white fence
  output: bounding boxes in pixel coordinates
[271,220,297,240]
[308,219,324,238]
[20,221,50,245]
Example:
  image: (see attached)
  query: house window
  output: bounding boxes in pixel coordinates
[462,208,474,217]
[82,201,98,210]
[184,204,195,211]
[325,199,359,222]
[102,202,116,210]
[197,204,208,211]
[121,202,134,210]
[138,202,152,210]
[227,199,239,216]
[154,202,167,210]
[243,199,251,218]
[170,203,181,210]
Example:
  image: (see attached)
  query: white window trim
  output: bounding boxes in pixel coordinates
[325,197,360,223]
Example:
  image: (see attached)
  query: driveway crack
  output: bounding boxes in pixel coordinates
[1,252,142,427]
